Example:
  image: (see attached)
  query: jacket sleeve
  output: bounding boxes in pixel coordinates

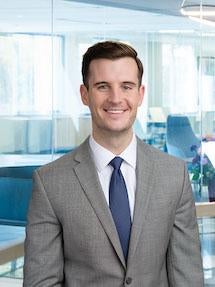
[23,170,64,287]
[166,164,204,286]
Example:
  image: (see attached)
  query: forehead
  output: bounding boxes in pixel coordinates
[88,57,139,82]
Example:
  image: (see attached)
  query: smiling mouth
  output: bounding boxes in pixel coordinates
[104,108,126,114]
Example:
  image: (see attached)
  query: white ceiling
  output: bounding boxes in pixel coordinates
[70,0,184,16]
[0,0,214,34]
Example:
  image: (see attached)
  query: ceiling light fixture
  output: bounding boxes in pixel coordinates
[181,4,215,17]
[180,1,215,26]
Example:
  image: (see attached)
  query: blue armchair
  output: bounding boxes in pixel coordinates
[166,115,200,160]
[0,165,38,226]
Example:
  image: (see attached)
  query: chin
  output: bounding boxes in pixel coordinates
[105,125,132,134]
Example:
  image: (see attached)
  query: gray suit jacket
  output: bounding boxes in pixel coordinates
[23,137,204,287]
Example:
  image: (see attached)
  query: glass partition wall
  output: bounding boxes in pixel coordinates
[0,0,215,284]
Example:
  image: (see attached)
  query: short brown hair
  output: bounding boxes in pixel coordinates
[82,41,144,88]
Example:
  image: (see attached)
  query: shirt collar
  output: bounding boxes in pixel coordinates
[89,134,137,172]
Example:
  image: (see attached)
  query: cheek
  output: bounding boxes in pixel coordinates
[90,95,106,109]
[88,97,103,115]
[128,97,142,109]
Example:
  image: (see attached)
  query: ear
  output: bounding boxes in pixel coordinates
[80,84,89,106]
[138,85,145,106]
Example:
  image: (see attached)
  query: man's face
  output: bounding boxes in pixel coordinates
[80,57,144,139]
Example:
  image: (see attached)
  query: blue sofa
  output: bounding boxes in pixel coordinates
[0,165,39,226]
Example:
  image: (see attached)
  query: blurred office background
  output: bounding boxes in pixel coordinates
[0,0,215,286]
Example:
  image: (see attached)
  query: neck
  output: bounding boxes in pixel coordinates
[92,130,133,155]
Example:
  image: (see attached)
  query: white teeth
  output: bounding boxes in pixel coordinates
[107,110,124,114]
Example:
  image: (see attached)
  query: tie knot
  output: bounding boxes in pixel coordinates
[109,157,123,171]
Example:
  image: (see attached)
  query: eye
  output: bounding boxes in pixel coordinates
[97,84,109,91]
[122,84,132,90]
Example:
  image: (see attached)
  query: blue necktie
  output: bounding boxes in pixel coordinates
[109,157,131,260]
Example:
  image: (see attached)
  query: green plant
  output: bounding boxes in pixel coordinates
[191,145,215,185]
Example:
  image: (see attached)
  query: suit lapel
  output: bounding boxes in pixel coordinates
[73,139,126,268]
[127,139,155,264]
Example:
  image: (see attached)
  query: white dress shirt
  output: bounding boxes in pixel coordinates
[89,134,137,221]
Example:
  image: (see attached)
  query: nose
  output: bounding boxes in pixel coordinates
[108,86,122,103]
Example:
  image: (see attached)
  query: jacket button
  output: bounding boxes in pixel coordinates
[125,277,132,285]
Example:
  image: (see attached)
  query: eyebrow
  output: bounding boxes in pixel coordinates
[94,81,109,87]
[122,81,137,86]
[94,81,137,87]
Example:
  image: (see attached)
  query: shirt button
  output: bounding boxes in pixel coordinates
[125,277,132,285]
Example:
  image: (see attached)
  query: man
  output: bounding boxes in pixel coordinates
[24,41,204,286]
